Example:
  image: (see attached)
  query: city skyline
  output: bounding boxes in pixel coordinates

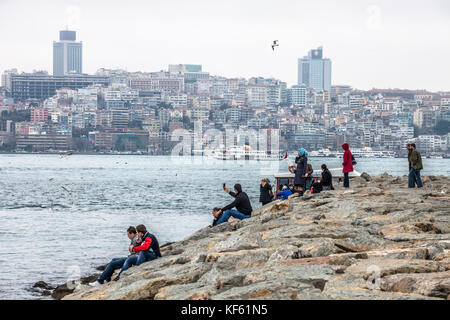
[1,0,450,92]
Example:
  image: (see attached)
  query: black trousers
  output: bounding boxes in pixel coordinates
[343,172,349,188]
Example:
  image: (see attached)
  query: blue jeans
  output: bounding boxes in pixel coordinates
[136,250,157,266]
[116,255,138,278]
[409,169,423,188]
[216,209,250,225]
[305,178,312,191]
[98,257,127,283]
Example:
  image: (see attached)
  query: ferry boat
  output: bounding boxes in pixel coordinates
[273,169,361,194]
[206,145,286,161]
[310,147,395,158]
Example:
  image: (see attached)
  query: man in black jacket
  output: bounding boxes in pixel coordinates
[320,164,334,190]
[216,184,252,225]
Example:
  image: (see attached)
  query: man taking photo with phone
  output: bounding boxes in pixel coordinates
[215,183,253,225]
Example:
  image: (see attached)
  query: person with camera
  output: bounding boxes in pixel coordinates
[215,183,253,225]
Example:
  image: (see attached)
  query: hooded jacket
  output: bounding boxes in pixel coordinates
[276,189,293,200]
[222,184,253,215]
[321,169,333,188]
[132,231,162,257]
[342,143,354,173]
[259,183,273,203]
[293,155,308,186]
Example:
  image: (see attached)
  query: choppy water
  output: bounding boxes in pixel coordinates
[0,154,449,299]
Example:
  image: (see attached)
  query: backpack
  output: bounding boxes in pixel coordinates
[268,186,274,200]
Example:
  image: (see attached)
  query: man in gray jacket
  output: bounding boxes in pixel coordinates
[89,226,140,286]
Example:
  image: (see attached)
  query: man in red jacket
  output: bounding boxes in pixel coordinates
[342,143,353,188]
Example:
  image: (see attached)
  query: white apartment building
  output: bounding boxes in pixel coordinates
[247,85,267,107]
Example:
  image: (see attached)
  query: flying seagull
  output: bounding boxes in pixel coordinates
[272,40,279,51]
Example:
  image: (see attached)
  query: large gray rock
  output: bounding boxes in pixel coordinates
[62,175,450,300]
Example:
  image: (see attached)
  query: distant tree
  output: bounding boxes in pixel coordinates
[219,103,231,111]
[157,102,173,109]
[413,125,421,138]
[128,120,143,130]
[182,115,193,130]
[435,120,450,136]
[97,95,106,109]
[0,110,30,122]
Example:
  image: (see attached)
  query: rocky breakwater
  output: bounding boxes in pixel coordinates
[64,174,450,300]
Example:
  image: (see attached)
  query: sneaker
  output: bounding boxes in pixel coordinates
[113,276,120,282]
[88,280,101,287]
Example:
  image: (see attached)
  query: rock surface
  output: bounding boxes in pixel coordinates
[63,174,450,300]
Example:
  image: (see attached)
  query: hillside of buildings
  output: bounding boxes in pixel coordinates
[1,66,449,155]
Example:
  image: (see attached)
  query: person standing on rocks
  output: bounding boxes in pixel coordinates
[342,143,354,188]
[406,143,417,185]
[259,178,273,206]
[89,226,140,286]
[289,148,308,191]
[216,184,252,225]
[408,143,423,188]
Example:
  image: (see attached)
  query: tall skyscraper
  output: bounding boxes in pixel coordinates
[298,46,331,92]
[53,30,82,76]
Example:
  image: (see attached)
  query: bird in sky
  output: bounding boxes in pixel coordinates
[272,40,279,51]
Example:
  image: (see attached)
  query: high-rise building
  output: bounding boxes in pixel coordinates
[298,47,331,92]
[53,30,82,76]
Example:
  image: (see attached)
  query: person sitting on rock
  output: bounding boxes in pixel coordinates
[320,164,334,191]
[276,185,293,200]
[89,226,140,286]
[210,207,223,227]
[215,184,253,225]
[113,224,162,281]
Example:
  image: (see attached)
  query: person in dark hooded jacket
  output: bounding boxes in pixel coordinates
[259,178,273,205]
[216,184,252,225]
[289,148,308,190]
[320,164,334,190]
[342,143,353,188]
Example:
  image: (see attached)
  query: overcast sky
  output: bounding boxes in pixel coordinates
[1,0,449,91]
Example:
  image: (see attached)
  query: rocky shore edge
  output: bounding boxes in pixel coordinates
[35,173,450,300]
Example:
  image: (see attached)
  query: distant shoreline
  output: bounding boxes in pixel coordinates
[1,151,450,160]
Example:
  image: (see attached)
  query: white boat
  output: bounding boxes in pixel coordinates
[310,147,395,158]
[206,145,285,161]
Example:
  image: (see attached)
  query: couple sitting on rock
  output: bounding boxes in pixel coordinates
[210,183,253,227]
[89,224,161,286]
